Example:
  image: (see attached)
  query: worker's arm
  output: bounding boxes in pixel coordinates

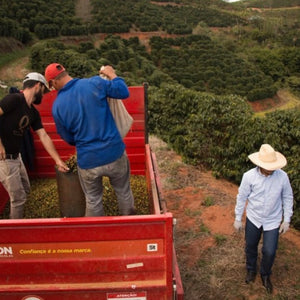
[35,128,69,172]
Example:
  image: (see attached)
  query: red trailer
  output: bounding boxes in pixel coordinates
[0,85,184,300]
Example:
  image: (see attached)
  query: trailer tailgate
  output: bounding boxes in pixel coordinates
[0,214,174,299]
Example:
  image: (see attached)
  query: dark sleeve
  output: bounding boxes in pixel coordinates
[0,94,20,113]
[30,106,43,131]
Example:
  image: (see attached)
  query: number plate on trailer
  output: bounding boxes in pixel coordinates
[107,292,147,300]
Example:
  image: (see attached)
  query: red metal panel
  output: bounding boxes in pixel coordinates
[0,214,174,300]
[145,145,161,215]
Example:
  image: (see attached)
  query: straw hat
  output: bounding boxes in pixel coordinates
[248,144,287,171]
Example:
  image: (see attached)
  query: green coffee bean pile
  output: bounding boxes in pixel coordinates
[23,175,150,218]
[65,154,78,173]
[0,176,150,219]
[0,154,150,219]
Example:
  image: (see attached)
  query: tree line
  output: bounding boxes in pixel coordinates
[30,34,300,101]
[0,0,245,41]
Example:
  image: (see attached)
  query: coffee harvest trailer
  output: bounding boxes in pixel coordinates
[0,85,184,300]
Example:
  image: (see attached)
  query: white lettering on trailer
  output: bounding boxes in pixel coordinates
[0,246,13,256]
[147,243,158,252]
[107,291,147,299]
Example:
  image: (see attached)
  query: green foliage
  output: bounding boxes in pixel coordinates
[286,77,300,96]
[148,84,300,228]
[202,196,215,207]
[0,17,32,43]
[245,0,300,8]
[90,0,245,35]
[1,0,299,100]
[214,234,227,246]
[0,0,76,41]
[246,47,300,93]
[0,0,244,40]
[28,36,159,85]
[264,110,300,227]
[34,24,60,39]
[149,35,278,101]
[30,40,97,77]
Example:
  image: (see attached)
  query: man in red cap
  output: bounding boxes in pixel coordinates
[44,63,135,217]
[233,144,293,294]
[0,72,69,219]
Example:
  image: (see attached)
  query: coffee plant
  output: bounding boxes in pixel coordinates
[148,83,300,229]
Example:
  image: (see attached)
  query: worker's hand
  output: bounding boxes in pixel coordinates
[56,160,70,173]
[279,222,290,234]
[233,220,243,231]
[99,65,117,80]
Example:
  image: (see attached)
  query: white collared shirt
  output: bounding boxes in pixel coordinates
[235,167,293,230]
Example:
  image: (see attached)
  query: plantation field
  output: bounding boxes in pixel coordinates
[0,0,299,298]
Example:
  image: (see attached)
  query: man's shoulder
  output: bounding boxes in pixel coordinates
[274,169,289,178]
[241,167,259,182]
[1,92,23,101]
[0,93,24,109]
[87,75,102,84]
[244,167,257,176]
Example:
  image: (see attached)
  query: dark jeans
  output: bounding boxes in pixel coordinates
[245,218,279,276]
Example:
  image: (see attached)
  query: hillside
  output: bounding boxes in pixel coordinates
[0,0,299,298]
[150,135,300,299]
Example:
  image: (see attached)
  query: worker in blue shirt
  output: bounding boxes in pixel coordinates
[45,63,135,217]
[234,144,293,294]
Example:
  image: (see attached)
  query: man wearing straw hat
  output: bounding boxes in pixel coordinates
[233,144,293,294]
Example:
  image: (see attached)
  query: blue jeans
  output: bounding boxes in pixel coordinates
[245,218,279,276]
[78,152,135,216]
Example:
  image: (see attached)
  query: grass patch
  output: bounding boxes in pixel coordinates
[0,48,29,69]
[214,234,227,246]
[202,195,215,207]
[200,223,210,233]
[255,89,300,117]
[184,208,201,217]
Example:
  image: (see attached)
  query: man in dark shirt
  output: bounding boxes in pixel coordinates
[0,72,69,219]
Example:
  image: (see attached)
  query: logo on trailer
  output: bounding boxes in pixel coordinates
[0,246,13,257]
[107,291,147,299]
[22,296,44,300]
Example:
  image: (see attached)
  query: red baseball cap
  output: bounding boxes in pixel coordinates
[45,63,66,83]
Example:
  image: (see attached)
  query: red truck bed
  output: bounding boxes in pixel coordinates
[0,85,184,300]
[0,214,174,300]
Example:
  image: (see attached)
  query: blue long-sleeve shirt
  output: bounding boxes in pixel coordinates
[52,76,129,169]
[235,167,293,230]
